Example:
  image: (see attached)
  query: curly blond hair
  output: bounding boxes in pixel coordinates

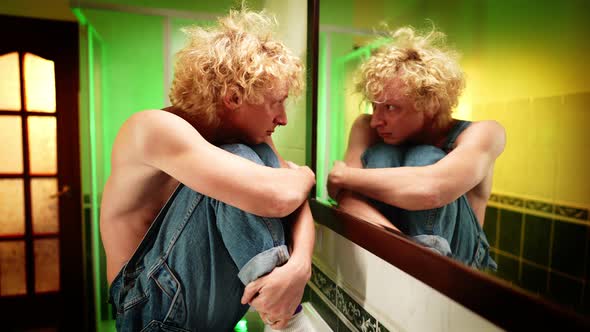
[356,26,465,128]
[169,8,303,126]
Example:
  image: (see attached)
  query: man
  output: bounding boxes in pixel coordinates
[328,26,505,269]
[101,8,315,331]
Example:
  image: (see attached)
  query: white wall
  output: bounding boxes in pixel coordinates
[313,225,504,332]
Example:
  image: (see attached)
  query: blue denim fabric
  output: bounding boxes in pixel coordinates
[360,121,497,270]
[109,143,291,331]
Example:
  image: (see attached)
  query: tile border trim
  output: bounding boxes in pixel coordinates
[309,263,391,332]
[489,193,589,222]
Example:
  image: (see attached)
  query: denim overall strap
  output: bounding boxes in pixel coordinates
[442,120,471,152]
[122,184,185,277]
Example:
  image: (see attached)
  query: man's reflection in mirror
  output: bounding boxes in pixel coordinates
[327,26,505,270]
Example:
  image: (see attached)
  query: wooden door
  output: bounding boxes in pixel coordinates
[0,15,86,331]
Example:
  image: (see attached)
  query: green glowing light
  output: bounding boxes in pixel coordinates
[234,319,248,332]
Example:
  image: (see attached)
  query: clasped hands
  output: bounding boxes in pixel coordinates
[241,257,311,329]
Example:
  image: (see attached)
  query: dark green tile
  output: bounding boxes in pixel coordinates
[496,254,520,285]
[378,322,390,332]
[337,320,354,332]
[548,272,583,310]
[303,285,311,303]
[310,289,339,331]
[583,283,590,316]
[483,207,498,247]
[522,215,551,266]
[551,221,587,278]
[311,265,338,304]
[520,262,548,295]
[335,286,379,332]
[498,209,523,256]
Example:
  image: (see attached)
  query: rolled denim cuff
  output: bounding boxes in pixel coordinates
[237,245,290,285]
[412,234,452,257]
[487,257,498,271]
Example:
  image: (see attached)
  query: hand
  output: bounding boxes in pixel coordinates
[286,161,316,191]
[285,161,316,207]
[259,312,288,330]
[241,258,311,329]
[327,160,348,200]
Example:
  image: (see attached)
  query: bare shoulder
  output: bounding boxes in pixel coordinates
[115,109,177,142]
[111,110,172,161]
[114,109,204,162]
[349,113,379,144]
[457,120,506,156]
[468,120,505,135]
[122,109,192,135]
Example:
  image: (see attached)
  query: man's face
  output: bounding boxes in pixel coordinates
[228,84,289,144]
[370,78,425,145]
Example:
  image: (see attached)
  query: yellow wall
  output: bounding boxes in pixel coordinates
[331,0,590,207]
[466,2,590,207]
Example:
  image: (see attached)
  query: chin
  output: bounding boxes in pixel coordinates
[248,137,265,145]
[383,137,402,145]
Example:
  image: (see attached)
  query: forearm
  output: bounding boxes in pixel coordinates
[337,190,399,231]
[285,201,314,275]
[340,166,441,210]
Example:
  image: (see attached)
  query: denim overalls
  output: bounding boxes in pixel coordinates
[109,143,291,331]
[361,120,497,270]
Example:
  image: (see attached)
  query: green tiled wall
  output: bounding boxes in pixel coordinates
[483,202,590,314]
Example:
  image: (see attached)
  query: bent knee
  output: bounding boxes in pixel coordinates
[361,143,405,168]
[250,143,280,168]
[219,143,265,166]
[404,145,446,166]
[220,143,279,168]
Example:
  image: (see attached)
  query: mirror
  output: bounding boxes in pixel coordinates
[315,0,589,318]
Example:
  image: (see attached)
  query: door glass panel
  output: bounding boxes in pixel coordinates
[34,239,60,293]
[28,116,57,174]
[0,179,25,236]
[0,52,21,111]
[24,53,56,113]
[0,241,27,296]
[31,178,59,235]
[0,116,24,174]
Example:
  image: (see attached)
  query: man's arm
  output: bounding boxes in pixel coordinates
[240,138,314,329]
[327,114,397,230]
[336,190,399,231]
[264,137,315,270]
[329,120,506,210]
[127,110,314,218]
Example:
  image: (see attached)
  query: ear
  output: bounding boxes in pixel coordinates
[424,98,441,119]
[222,91,242,111]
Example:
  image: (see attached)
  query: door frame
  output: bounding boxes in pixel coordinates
[0,14,87,330]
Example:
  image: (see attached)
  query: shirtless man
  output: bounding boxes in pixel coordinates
[101,9,315,331]
[328,26,505,269]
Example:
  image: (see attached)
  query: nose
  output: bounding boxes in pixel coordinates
[370,108,384,128]
[274,107,288,126]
